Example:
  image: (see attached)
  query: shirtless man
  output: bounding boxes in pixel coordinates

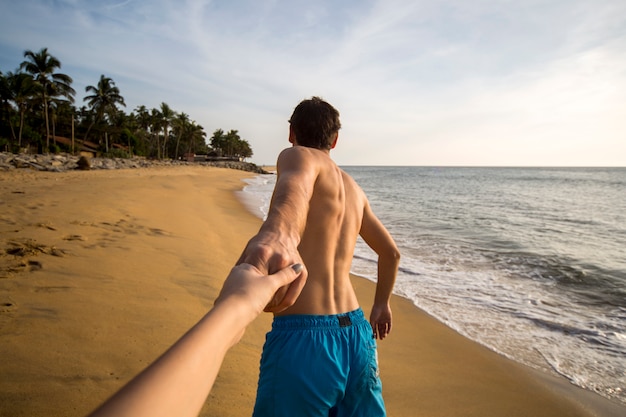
[239,97,400,417]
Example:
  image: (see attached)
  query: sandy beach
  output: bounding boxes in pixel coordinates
[1,166,624,417]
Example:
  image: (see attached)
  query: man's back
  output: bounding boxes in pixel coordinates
[275,145,364,316]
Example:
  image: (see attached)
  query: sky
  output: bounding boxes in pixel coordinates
[1,0,625,166]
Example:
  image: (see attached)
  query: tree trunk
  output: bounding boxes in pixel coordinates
[8,113,17,143]
[43,95,50,152]
[174,135,181,160]
[52,112,56,148]
[162,126,168,159]
[18,109,25,148]
[71,116,75,154]
[84,120,96,143]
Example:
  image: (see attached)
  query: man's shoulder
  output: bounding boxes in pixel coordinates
[278,146,336,168]
[281,145,331,156]
[277,147,313,169]
[278,146,320,162]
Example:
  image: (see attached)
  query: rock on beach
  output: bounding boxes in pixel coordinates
[0,152,269,174]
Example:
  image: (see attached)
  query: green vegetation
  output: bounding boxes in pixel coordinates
[0,47,253,161]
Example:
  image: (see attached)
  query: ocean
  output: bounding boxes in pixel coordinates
[237,166,626,405]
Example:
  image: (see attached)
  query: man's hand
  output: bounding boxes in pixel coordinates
[237,232,308,313]
[370,303,392,340]
[215,263,304,324]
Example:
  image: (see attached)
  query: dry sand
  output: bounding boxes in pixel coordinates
[1,166,624,417]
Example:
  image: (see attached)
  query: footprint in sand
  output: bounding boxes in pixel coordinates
[5,239,66,257]
[5,240,44,257]
[36,222,58,231]
[2,240,68,276]
[2,259,44,274]
[149,228,171,237]
[63,234,86,242]
[100,222,124,233]
[70,220,95,227]
[26,203,44,210]
[0,297,17,312]
[72,218,173,240]
[27,260,43,271]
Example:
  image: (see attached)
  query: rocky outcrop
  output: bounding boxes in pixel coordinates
[0,153,270,174]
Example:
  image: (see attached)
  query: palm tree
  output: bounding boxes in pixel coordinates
[172,112,190,160]
[84,74,126,150]
[135,105,151,132]
[20,47,75,151]
[172,114,207,159]
[0,71,10,124]
[150,107,162,159]
[235,137,253,160]
[224,129,241,158]
[159,102,174,159]
[0,71,15,150]
[6,71,36,148]
[133,105,152,156]
[210,128,226,156]
[186,122,207,155]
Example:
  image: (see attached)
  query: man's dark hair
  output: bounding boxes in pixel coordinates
[289,97,341,150]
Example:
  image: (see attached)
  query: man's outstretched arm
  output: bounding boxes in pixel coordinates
[237,146,318,312]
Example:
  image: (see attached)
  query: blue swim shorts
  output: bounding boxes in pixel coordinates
[252,308,386,417]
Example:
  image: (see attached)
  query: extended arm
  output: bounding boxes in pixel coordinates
[237,146,318,312]
[360,200,400,340]
[88,263,303,417]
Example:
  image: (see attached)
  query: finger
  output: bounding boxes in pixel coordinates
[377,322,387,340]
[239,252,267,273]
[262,264,304,312]
[268,263,303,289]
[236,243,272,274]
[264,265,308,313]
[381,322,391,339]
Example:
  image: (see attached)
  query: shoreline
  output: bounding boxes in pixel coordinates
[351,275,626,417]
[0,166,624,416]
